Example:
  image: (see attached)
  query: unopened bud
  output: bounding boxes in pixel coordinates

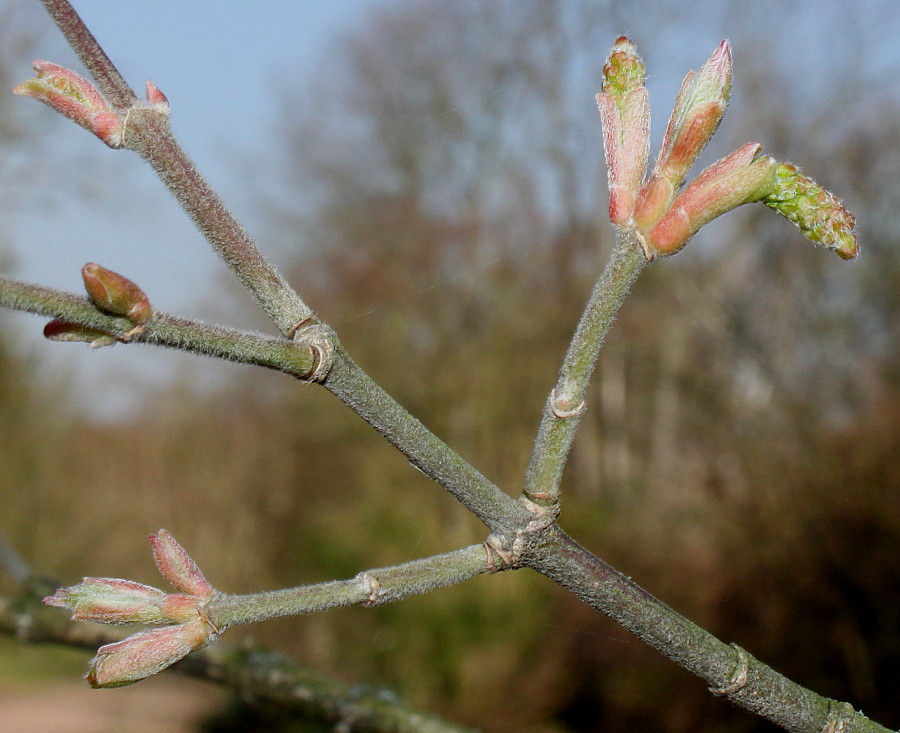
[151,529,214,599]
[43,319,117,348]
[634,41,733,232]
[43,577,197,625]
[145,80,169,112]
[82,263,153,324]
[86,618,213,688]
[764,163,859,259]
[13,61,124,148]
[645,143,777,257]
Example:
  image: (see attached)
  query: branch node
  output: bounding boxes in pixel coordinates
[357,572,382,606]
[483,535,516,569]
[633,227,655,261]
[197,599,223,637]
[519,494,560,521]
[293,323,334,382]
[119,324,146,342]
[550,388,587,418]
[485,499,558,569]
[709,643,750,697]
[286,317,314,340]
[822,701,857,733]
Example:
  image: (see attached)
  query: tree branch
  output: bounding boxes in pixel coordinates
[0,277,318,378]
[524,525,891,733]
[13,5,887,732]
[524,229,647,505]
[208,544,499,629]
[41,0,314,335]
[0,590,474,733]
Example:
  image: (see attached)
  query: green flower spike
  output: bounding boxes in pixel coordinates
[764,163,859,259]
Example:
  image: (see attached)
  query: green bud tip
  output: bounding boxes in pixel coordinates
[602,37,646,99]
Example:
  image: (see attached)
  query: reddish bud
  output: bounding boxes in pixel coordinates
[645,143,777,256]
[145,80,169,111]
[82,263,153,324]
[634,41,733,232]
[151,530,214,599]
[13,61,124,148]
[86,618,213,688]
[42,577,200,625]
[43,319,118,348]
[597,37,650,227]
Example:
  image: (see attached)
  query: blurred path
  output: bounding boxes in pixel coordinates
[0,675,226,733]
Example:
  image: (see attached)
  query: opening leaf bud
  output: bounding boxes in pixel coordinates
[597,37,650,227]
[13,61,124,148]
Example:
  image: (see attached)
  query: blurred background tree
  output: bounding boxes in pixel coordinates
[2,0,898,731]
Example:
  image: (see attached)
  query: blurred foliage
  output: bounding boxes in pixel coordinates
[2,0,899,731]
[0,637,86,688]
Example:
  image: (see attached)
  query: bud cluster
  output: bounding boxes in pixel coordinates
[13,61,170,148]
[596,38,858,260]
[44,530,219,688]
[43,263,153,348]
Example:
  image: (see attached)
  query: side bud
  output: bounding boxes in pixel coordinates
[86,619,213,688]
[82,263,153,325]
[44,319,117,348]
[597,37,650,227]
[145,80,170,113]
[645,143,777,257]
[764,163,859,259]
[150,529,214,599]
[634,41,733,232]
[13,61,124,148]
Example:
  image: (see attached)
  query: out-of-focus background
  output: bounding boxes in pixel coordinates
[1,1,898,731]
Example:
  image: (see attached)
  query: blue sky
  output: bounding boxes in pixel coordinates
[5,1,391,412]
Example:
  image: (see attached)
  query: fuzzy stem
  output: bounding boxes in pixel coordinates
[322,343,532,535]
[122,109,315,335]
[35,0,520,530]
[0,278,318,378]
[41,0,137,110]
[526,526,891,733]
[523,229,647,504]
[40,0,313,336]
[208,544,495,629]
